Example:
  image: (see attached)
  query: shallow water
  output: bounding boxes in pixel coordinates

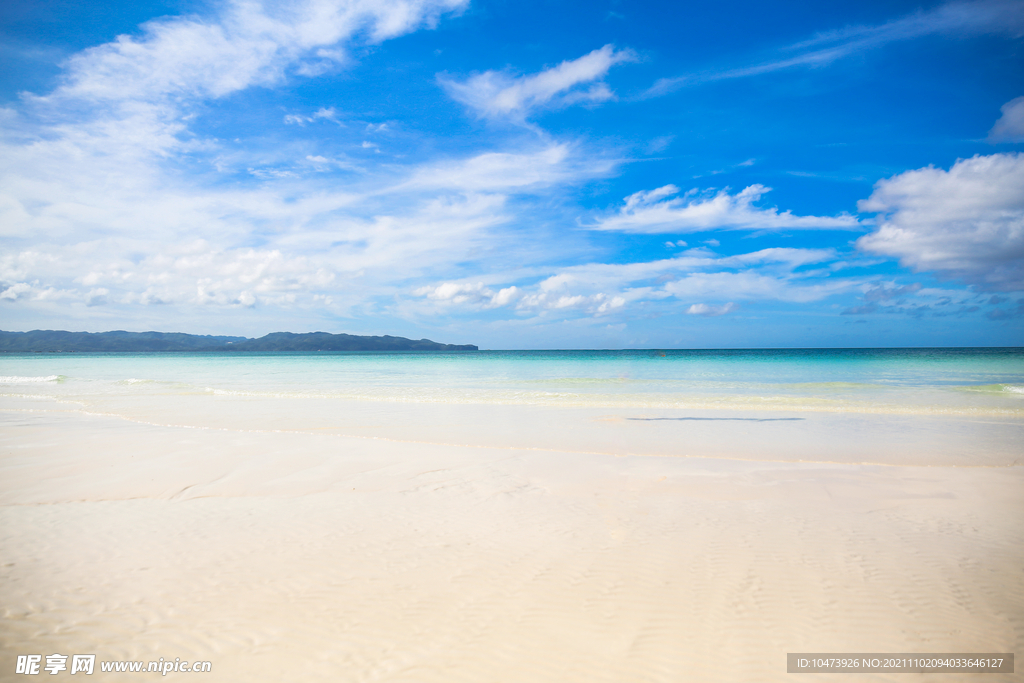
[2,348,1023,417]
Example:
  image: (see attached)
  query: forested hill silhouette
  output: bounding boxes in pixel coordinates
[0,330,478,352]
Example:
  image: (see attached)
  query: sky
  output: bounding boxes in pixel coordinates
[1,0,1023,349]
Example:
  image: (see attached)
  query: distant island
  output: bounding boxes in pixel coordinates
[0,330,478,352]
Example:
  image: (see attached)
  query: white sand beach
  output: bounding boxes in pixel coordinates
[2,389,1022,682]
[3,0,1022,676]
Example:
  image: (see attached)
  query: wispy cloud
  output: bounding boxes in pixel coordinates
[47,0,467,106]
[439,44,637,121]
[401,144,618,192]
[8,0,470,189]
[644,0,1024,97]
[284,107,343,126]
[589,184,860,233]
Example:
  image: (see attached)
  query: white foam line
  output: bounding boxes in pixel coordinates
[0,375,62,383]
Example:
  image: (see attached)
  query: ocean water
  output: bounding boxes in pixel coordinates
[2,348,1023,417]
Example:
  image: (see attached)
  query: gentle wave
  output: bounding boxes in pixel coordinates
[0,375,64,383]
[955,383,1024,396]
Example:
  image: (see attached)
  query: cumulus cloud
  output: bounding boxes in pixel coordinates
[591,184,860,233]
[518,291,628,315]
[411,247,861,321]
[414,281,521,308]
[439,45,636,121]
[413,278,631,317]
[0,184,516,319]
[0,283,33,301]
[856,153,1024,291]
[989,96,1024,143]
[1,243,336,310]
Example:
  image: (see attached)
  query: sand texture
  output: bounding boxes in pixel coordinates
[1,395,1022,682]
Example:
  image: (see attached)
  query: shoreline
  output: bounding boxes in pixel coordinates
[4,393,1022,468]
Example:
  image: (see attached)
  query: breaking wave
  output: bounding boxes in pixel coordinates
[0,375,64,383]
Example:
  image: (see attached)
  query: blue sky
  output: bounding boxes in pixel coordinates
[1,0,1023,348]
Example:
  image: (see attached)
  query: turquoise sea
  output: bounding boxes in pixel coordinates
[2,348,1023,417]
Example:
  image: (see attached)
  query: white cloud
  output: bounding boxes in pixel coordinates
[721,247,836,268]
[645,0,1024,97]
[0,283,33,301]
[591,184,860,233]
[410,247,859,321]
[403,144,616,192]
[2,0,583,327]
[989,96,1024,143]
[687,302,737,316]
[85,288,110,307]
[284,107,342,126]
[856,153,1024,291]
[2,40,620,322]
[439,44,636,121]
[0,180,515,317]
[7,0,1007,342]
[2,243,338,309]
[414,281,523,310]
[3,0,468,214]
[49,0,467,106]
[515,290,629,315]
